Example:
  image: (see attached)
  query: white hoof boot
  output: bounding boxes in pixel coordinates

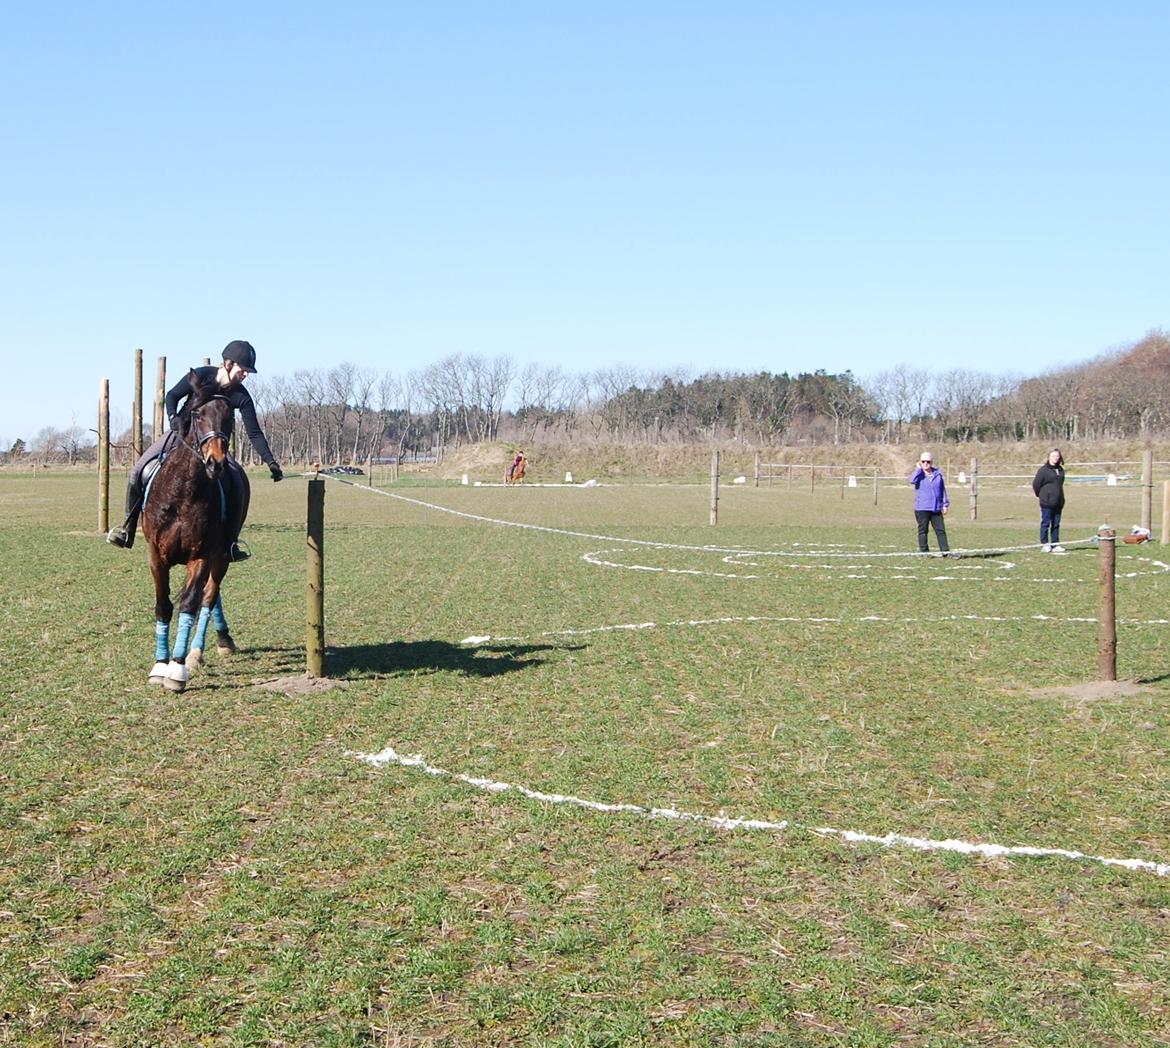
[163,661,190,693]
[148,661,169,685]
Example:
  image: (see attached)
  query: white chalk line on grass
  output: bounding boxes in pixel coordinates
[584,547,1169,583]
[351,744,1170,879]
[318,475,1116,562]
[459,612,1169,647]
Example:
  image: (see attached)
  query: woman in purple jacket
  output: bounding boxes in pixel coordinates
[909,451,950,554]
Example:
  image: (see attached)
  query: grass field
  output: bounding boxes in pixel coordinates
[2,470,1169,1046]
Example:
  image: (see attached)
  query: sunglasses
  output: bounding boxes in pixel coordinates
[920,459,932,464]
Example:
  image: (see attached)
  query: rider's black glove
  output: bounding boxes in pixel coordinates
[269,462,284,482]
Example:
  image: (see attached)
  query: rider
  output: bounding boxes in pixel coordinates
[508,450,526,483]
[106,340,283,561]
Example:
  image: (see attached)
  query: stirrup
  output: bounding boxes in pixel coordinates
[228,541,251,562]
[107,526,132,549]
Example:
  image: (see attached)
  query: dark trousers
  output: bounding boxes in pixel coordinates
[1040,505,1062,545]
[915,510,949,552]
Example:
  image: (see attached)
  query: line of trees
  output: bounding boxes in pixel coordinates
[6,331,1166,467]
[867,330,1170,444]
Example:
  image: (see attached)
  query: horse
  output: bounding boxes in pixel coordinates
[506,454,527,484]
[141,371,248,692]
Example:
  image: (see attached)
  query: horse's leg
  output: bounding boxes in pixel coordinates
[164,560,209,692]
[189,569,224,667]
[213,593,236,654]
[187,606,213,669]
[148,548,173,686]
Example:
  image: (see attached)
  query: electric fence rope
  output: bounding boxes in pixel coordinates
[317,473,1120,561]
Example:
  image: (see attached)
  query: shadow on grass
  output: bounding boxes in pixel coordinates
[322,640,579,679]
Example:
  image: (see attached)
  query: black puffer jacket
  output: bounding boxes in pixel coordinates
[1032,463,1066,509]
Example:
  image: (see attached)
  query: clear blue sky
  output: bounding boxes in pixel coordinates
[2,2,1165,445]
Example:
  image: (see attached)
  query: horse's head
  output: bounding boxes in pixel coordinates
[184,371,234,480]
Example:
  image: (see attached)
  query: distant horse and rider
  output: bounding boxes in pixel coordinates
[506,451,528,484]
[109,341,284,691]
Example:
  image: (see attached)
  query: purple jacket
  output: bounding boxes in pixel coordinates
[909,467,949,512]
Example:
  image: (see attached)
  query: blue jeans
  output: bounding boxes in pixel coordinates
[1040,505,1062,545]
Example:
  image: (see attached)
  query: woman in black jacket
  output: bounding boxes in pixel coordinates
[1032,448,1066,553]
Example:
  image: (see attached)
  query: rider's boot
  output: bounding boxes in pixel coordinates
[107,473,145,549]
[107,506,141,549]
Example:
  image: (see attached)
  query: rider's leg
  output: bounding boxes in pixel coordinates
[108,437,167,548]
[225,459,251,561]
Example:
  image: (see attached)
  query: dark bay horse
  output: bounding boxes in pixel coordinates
[142,371,248,691]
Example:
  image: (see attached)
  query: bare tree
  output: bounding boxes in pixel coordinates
[349,365,379,463]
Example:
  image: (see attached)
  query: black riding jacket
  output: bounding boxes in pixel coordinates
[1032,462,1066,509]
[165,366,277,467]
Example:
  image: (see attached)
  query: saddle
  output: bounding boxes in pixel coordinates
[143,444,235,524]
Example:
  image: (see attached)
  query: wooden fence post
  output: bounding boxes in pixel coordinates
[153,357,167,442]
[98,379,109,533]
[133,348,143,458]
[1097,525,1116,682]
[307,478,326,678]
[1162,480,1169,546]
[873,468,879,507]
[709,450,719,525]
[1141,447,1153,533]
[969,457,978,521]
[754,450,760,488]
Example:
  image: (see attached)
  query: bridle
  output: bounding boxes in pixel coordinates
[179,394,233,463]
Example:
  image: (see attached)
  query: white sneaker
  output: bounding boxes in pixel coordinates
[1041,544,1052,553]
[1051,544,1066,554]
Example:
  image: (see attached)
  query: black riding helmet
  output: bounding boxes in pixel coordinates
[222,340,258,374]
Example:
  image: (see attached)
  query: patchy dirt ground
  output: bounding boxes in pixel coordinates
[1027,679,1155,702]
[255,674,348,696]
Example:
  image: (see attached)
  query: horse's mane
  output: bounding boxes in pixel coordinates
[174,370,223,437]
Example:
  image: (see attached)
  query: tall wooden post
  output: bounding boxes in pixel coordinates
[839,467,846,500]
[969,457,978,521]
[1097,525,1117,682]
[98,379,110,533]
[132,348,144,457]
[1141,447,1153,533]
[307,478,326,677]
[873,468,879,506]
[153,357,167,441]
[754,450,760,488]
[709,450,719,525]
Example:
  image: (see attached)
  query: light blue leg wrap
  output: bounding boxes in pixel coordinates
[171,611,195,662]
[193,606,212,652]
[155,621,170,662]
[212,596,228,633]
